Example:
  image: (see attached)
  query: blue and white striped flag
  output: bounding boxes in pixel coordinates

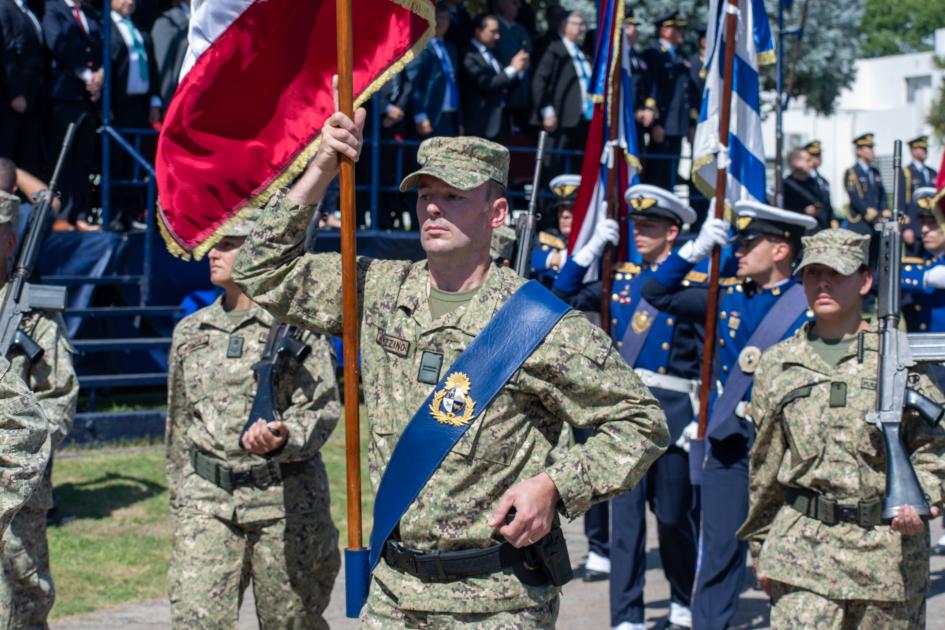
[691,0,774,209]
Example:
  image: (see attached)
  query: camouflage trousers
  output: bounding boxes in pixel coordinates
[360,579,559,629]
[0,508,53,630]
[770,582,926,630]
[168,508,340,630]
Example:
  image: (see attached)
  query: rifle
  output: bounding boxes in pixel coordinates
[513,130,548,278]
[0,122,76,360]
[238,322,311,445]
[869,139,945,522]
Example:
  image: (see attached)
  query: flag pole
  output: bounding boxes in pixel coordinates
[336,0,369,617]
[600,22,623,336]
[696,0,739,444]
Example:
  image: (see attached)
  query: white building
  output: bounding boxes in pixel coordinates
[761,28,945,211]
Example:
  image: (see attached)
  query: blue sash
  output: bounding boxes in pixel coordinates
[367,281,571,571]
[706,283,807,441]
[618,298,659,367]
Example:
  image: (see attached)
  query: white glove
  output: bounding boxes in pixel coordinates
[678,217,730,264]
[675,421,699,453]
[925,265,945,289]
[573,218,620,267]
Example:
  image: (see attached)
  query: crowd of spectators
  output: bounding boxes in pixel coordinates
[0,0,188,232]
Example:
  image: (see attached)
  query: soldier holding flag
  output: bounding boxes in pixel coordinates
[232,111,668,627]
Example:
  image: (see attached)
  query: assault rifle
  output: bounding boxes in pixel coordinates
[0,123,76,360]
[869,139,945,521]
[238,322,311,445]
[513,130,548,277]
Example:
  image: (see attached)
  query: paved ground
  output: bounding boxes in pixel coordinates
[54,515,945,629]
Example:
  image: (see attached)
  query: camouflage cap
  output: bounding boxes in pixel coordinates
[795,228,870,277]
[222,206,260,237]
[400,137,509,192]
[0,191,19,228]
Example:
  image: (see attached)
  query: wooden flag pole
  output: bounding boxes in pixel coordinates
[696,0,739,442]
[600,30,623,336]
[336,0,369,618]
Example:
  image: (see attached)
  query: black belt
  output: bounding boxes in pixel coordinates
[786,487,882,528]
[190,448,306,493]
[382,539,546,584]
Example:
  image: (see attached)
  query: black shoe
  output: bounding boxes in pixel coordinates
[665,625,690,630]
[582,568,609,582]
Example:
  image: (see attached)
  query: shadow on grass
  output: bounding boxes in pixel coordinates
[53,473,166,522]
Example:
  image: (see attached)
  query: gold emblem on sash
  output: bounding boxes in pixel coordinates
[430,372,476,426]
[631,310,652,334]
[738,346,762,374]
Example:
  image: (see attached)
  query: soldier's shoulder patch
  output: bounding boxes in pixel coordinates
[538,232,565,250]
[861,378,877,391]
[177,334,210,357]
[719,277,741,286]
[684,271,708,284]
[616,262,640,274]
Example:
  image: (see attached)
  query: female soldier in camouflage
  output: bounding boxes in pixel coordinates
[165,216,342,629]
[739,229,945,628]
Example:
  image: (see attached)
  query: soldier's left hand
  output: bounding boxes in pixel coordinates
[241,419,289,454]
[487,472,560,548]
[890,504,939,536]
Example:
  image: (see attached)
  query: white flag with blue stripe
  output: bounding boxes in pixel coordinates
[691,0,774,208]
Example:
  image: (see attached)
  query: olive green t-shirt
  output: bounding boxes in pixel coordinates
[223,307,251,326]
[807,330,858,369]
[429,285,480,320]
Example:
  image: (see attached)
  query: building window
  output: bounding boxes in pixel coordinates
[906,75,933,104]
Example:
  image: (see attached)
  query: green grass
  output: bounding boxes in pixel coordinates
[49,406,371,619]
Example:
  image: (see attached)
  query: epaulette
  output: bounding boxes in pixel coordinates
[537,231,565,250]
[719,277,741,286]
[684,271,708,284]
[615,262,640,274]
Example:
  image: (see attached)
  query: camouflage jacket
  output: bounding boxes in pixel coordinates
[232,192,668,613]
[166,297,340,524]
[0,356,50,536]
[738,321,945,601]
[4,287,78,511]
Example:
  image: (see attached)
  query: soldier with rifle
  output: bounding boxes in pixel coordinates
[232,110,668,625]
[641,202,816,629]
[164,211,342,628]
[0,135,78,628]
[738,227,945,628]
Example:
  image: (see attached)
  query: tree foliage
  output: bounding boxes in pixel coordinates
[927,56,945,143]
[859,0,945,58]
[762,0,864,115]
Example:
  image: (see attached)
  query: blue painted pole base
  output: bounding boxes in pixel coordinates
[689,438,705,486]
[345,547,371,619]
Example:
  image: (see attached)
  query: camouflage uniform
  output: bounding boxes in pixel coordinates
[0,355,50,529]
[738,229,945,629]
[166,297,341,629]
[0,191,78,629]
[232,136,669,625]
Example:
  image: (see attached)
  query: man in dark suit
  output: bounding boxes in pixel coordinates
[783,147,831,232]
[804,139,831,202]
[109,0,161,230]
[43,0,103,231]
[407,2,460,137]
[641,11,691,189]
[459,13,528,144]
[0,0,48,177]
[492,0,531,131]
[442,0,471,54]
[150,0,189,110]
[531,10,591,185]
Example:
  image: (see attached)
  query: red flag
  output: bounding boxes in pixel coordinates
[156,0,433,259]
